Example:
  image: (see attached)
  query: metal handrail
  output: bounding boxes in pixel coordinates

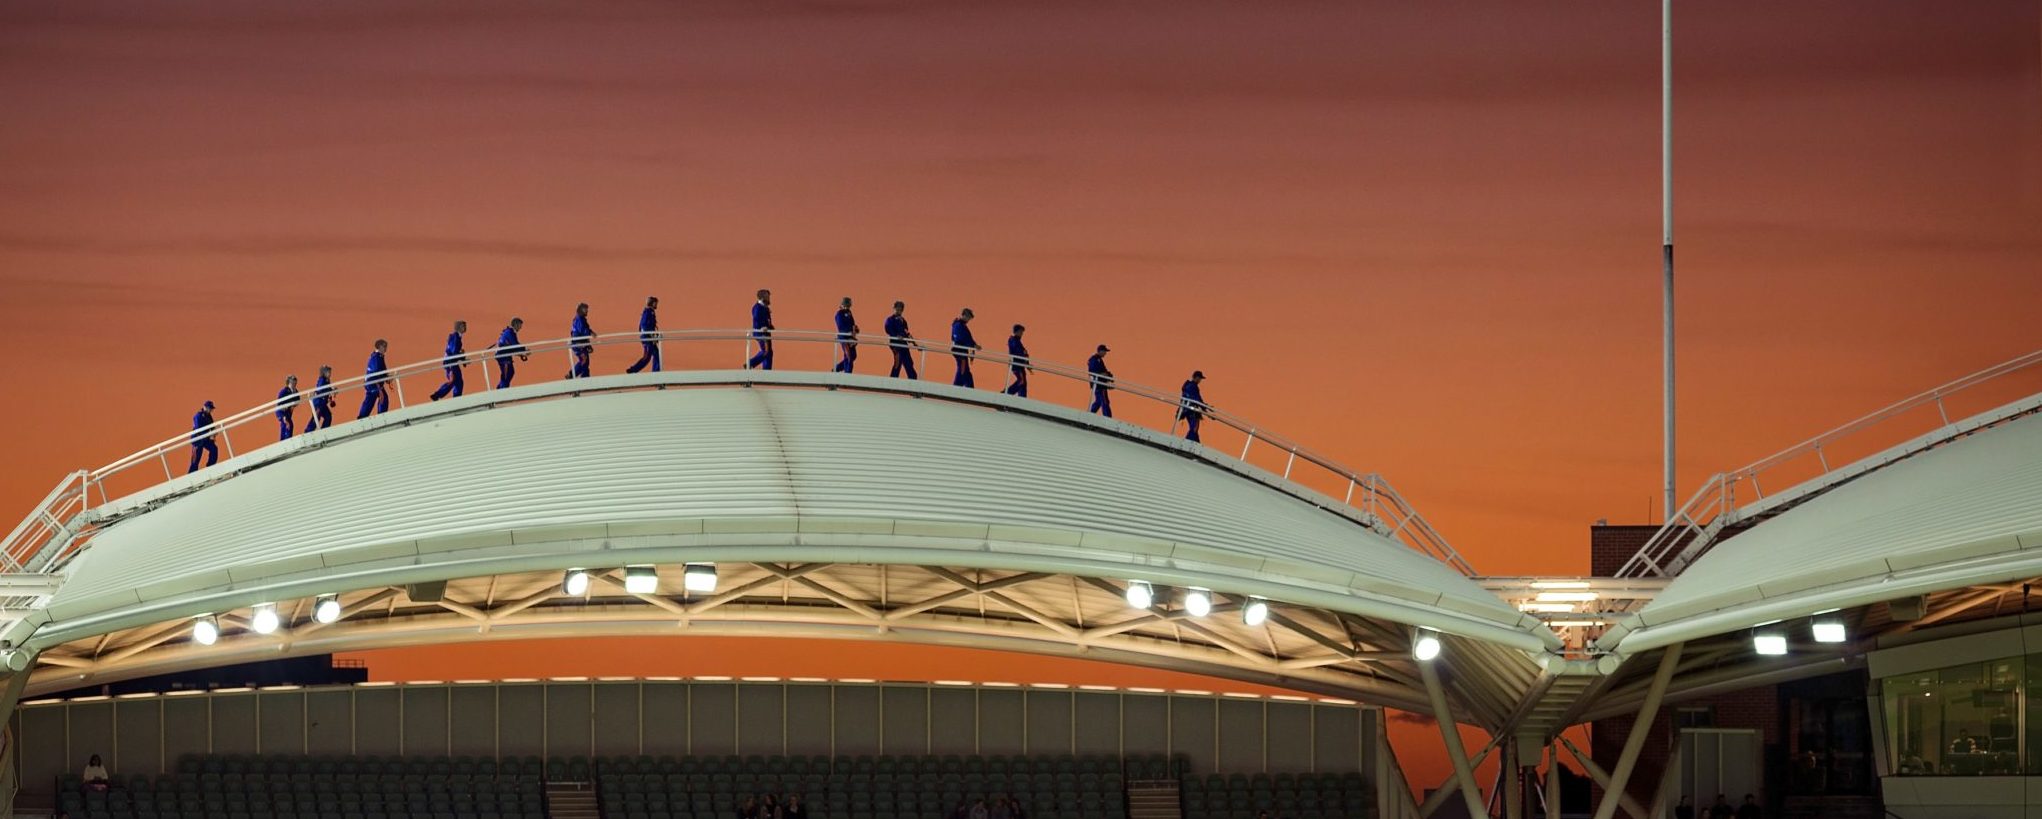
[0,327,1476,579]
[1615,346,2042,580]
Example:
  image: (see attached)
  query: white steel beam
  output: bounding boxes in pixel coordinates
[1592,643,1683,819]
[1416,735,1501,818]
[1421,657,1489,819]
[1559,737,1649,819]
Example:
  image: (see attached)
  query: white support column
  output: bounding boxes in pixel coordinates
[1591,643,1684,819]
[1559,737,1651,819]
[1650,740,1684,818]
[1505,739,1523,819]
[1377,722,1424,819]
[1418,737,1502,818]
[0,662,35,729]
[1421,658,1490,819]
[1546,744,1562,819]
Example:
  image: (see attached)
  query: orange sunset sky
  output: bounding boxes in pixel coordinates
[2,0,2039,796]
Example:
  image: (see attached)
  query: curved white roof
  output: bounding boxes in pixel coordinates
[1608,408,2042,654]
[36,373,1551,652]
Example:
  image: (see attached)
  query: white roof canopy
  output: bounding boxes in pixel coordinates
[39,375,1550,654]
[1608,409,2042,655]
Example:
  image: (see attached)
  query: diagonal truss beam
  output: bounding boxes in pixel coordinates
[758,563,882,620]
[888,570,1050,621]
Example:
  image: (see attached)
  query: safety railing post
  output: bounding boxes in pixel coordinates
[1240,431,1256,461]
[1935,394,1950,426]
[158,450,172,480]
[1282,448,1298,479]
[1343,478,1356,505]
[393,378,407,409]
[220,426,235,460]
[481,356,493,391]
[1814,442,1829,472]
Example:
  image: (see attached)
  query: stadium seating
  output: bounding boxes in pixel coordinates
[57,754,547,819]
[1178,771,1372,819]
[588,753,1158,819]
[53,752,1374,819]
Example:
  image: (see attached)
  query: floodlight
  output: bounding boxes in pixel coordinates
[1753,631,1788,656]
[1183,588,1212,618]
[563,569,591,596]
[1412,629,1442,662]
[1243,599,1270,627]
[1125,580,1154,609]
[1811,618,1846,644]
[683,563,718,593]
[625,566,659,595]
[313,595,343,624]
[251,604,281,635]
[193,616,220,646]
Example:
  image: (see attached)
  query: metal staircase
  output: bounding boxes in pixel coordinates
[1127,780,1182,819]
[547,782,599,819]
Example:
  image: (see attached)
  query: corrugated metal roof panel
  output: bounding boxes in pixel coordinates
[1618,410,2042,652]
[50,385,1537,647]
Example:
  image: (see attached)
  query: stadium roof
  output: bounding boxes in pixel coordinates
[4,371,1556,715]
[1605,407,2042,656]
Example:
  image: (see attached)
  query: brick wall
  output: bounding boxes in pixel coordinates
[1589,524,1658,577]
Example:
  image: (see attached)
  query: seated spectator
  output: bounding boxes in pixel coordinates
[762,792,782,819]
[950,801,971,819]
[970,797,990,819]
[991,796,1012,819]
[1006,794,1027,819]
[737,795,759,819]
[82,754,110,791]
[784,794,808,819]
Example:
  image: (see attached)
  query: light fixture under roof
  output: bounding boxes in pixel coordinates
[1534,591,1600,603]
[1753,627,1789,656]
[250,604,281,635]
[1412,629,1442,662]
[193,615,220,646]
[1242,599,1269,627]
[683,564,718,593]
[1125,580,1154,609]
[1183,588,1212,618]
[624,566,659,595]
[313,595,343,624]
[1811,616,1847,644]
[563,569,591,596]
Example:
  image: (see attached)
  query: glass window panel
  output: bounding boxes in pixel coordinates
[1883,657,2023,776]
[1886,672,1939,774]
